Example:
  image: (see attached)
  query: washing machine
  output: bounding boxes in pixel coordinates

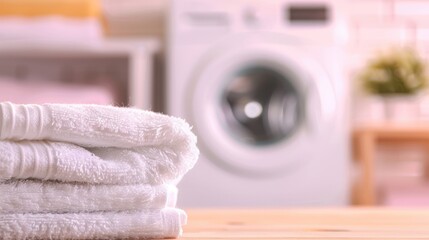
[167,0,350,207]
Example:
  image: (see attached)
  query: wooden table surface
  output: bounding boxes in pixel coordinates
[181,209,429,239]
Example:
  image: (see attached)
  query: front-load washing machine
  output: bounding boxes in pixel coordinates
[167,0,350,207]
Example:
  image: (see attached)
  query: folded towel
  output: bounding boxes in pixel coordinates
[0,208,187,239]
[0,102,199,239]
[0,102,199,185]
[0,180,177,214]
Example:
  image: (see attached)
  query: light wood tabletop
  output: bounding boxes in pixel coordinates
[181,208,429,239]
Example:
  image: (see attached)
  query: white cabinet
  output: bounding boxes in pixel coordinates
[0,39,159,110]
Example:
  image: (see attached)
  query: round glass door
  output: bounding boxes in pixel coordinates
[188,40,336,174]
[220,65,303,145]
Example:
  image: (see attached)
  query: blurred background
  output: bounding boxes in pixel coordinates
[2,0,429,208]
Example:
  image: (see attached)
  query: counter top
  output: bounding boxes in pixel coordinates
[181,209,429,239]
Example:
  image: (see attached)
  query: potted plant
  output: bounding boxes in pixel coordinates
[358,47,428,122]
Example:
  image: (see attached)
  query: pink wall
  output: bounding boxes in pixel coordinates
[346,0,429,69]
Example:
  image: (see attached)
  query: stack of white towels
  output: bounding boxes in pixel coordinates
[0,102,199,239]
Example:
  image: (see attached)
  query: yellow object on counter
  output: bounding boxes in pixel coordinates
[0,0,101,18]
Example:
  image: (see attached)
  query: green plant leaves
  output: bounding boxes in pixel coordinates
[359,47,427,95]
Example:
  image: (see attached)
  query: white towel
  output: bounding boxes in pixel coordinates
[0,180,177,214]
[0,102,199,239]
[0,102,199,185]
[0,208,187,240]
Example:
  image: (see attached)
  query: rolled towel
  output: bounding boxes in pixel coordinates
[0,208,187,240]
[0,180,178,214]
[0,102,199,185]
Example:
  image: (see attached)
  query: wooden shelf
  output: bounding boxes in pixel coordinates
[0,39,159,57]
[353,123,429,205]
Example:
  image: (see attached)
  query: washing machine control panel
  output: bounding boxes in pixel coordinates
[181,3,330,26]
[287,5,330,23]
[171,0,346,44]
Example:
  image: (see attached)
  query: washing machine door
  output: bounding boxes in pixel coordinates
[187,41,337,176]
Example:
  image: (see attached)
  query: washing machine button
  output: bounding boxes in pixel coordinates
[243,7,268,27]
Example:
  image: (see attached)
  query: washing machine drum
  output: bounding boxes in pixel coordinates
[188,44,337,176]
[222,65,301,145]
